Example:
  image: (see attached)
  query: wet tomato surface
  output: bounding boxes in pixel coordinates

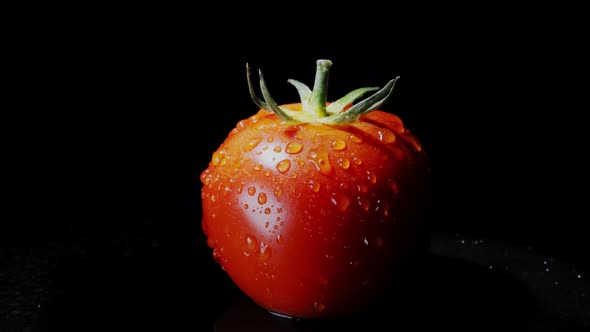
[200,60,431,318]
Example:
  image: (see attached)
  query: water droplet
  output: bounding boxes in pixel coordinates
[264,208,271,214]
[273,146,282,153]
[357,197,370,211]
[245,234,257,251]
[350,134,362,143]
[353,157,363,165]
[237,183,244,194]
[258,193,267,205]
[265,170,271,177]
[309,150,333,176]
[338,158,350,169]
[248,187,256,196]
[264,221,270,228]
[389,179,399,194]
[273,225,279,230]
[331,193,350,211]
[356,183,368,193]
[286,141,303,154]
[274,186,282,198]
[254,164,263,171]
[206,237,215,248]
[267,136,274,142]
[363,237,369,247]
[211,151,222,166]
[210,194,216,202]
[308,179,321,192]
[276,159,291,173]
[213,248,223,264]
[245,137,262,152]
[331,139,347,151]
[377,128,396,143]
[243,204,249,209]
[259,241,272,260]
[276,233,282,243]
[366,170,377,184]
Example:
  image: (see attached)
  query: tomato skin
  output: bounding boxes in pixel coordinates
[201,105,431,318]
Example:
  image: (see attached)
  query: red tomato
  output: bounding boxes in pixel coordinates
[200,60,431,319]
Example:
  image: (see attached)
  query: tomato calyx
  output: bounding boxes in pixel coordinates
[247,59,400,125]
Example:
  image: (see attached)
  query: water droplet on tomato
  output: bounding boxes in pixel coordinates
[259,241,272,260]
[273,225,279,230]
[264,221,270,228]
[258,192,267,205]
[210,194,216,202]
[363,237,369,247]
[366,171,377,184]
[248,187,256,196]
[236,183,244,194]
[338,158,350,169]
[377,128,396,143]
[206,237,215,248]
[331,193,350,211]
[389,179,399,195]
[309,150,333,176]
[254,164,263,171]
[245,234,257,251]
[264,207,271,214]
[243,203,249,209]
[357,183,368,193]
[277,208,283,213]
[331,139,347,151]
[276,233,282,243]
[245,137,262,152]
[286,141,303,154]
[267,136,274,142]
[274,186,282,198]
[213,248,223,264]
[308,179,321,192]
[276,159,291,173]
[353,157,363,165]
[211,151,222,166]
[350,134,362,143]
[357,196,370,211]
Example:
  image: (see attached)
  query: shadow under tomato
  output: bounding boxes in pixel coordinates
[214,253,585,332]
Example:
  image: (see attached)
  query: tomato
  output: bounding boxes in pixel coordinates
[200,60,431,319]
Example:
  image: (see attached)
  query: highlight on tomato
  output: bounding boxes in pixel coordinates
[200,59,432,319]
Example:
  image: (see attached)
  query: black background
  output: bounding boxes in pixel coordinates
[2,3,590,331]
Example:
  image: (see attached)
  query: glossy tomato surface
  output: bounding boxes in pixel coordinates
[200,104,431,318]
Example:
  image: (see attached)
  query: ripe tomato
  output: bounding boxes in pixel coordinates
[200,60,431,319]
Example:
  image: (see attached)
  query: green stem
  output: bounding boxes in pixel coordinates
[307,59,332,118]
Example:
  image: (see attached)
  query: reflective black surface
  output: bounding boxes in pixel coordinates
[22,232,590,332]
